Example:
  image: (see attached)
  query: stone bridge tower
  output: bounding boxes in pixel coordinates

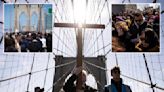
[52,55,107,92]
[14,4,45,32]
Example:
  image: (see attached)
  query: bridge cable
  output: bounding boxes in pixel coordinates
[26,53,35,92]
[143,54,156,92]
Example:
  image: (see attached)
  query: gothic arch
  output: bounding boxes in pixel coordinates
[19,12,27,32]
[14,4,45,32]
[30,12,38,31]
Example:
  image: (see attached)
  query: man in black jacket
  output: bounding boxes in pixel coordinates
[63,67,97,92]
[129,12,147,51]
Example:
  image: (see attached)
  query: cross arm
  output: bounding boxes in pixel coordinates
[54,23,105,29]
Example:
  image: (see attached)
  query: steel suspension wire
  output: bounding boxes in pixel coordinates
[95,0,108,23]
[101,30,106,55]
[43,53,51,88]
[7,54,15,92]
[122,74,164,91]
[62,31,65,55]
[46,65,76,92]
[0,36,3,44]
[83,63,105,90]
[85,0,111,56]
[150,54,157,84]
[115,53,118,66]
[83,0,102,54]
[54,31,75,56]
[157,55,164,81]
[54,0,64,22]
[53,48,73,57]
[84,60,107,71]
[71,0,76,23]
[65,30,77,52]
[83,1,97,52]
[55,60,76,68]
[114,53,164,91]
[143,54,156,92]
[99,15,106,55]
[83,0,88,55]
[85,31,104,55]
[56,29,61,55]
[0,54,8,85]
[104,49,112,56]
[138,54,144,82]
[0,65,56,82]
[134,54,140,89]
[87,42,111,56]
[26,53,35,92]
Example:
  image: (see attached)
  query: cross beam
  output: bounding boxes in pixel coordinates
[54,22,105,90]
[54,23,105,29]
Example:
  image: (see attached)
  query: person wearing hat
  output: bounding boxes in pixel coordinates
[104,66,132,92]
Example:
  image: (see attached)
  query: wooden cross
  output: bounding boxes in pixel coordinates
[54,22,105,90]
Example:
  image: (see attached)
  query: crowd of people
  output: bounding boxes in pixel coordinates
[112,6,160,52]
[4,31,52,52]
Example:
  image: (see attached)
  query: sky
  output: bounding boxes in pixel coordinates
[0,0,164,92]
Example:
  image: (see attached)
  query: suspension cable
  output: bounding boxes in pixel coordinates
[46,65,76,92]
[0,54,8,85]
[122,74,164,91]
[43,53,51,87]
[157,55,164,81]
[53,48,73,57]
[84,0,108,55]
[143,54,156,92]
[84,60,107,71]
[115,53,118,66]
[83,63,105,90]
[54,31,75,56]
[87,42,111,56]
[0,65,55,83]
[116,53,164,91]
[26,53,35,91]
[55,60,76,68]
[0,36,3,44]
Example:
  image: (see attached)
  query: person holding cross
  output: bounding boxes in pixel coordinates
[63,67,97,92]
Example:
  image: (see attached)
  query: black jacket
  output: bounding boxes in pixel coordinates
[63,74,97,92]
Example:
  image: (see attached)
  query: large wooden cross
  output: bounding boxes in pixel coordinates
[54,22,105,90]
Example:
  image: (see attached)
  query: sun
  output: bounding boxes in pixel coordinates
[74,0,87,24]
